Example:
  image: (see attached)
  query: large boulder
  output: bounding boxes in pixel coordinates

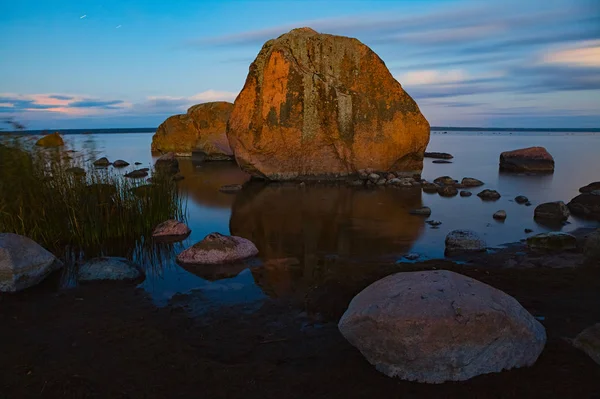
[534,201,570,224]
[176,233,258,265]
[445,230,487,255]
[0,233,63,292]
[151,102,234,159]
[338,270,546,383]
[573,324,600,365]
[227,27,430,180]
[35,132,64,147]
[78,257,143,282]
[499,147,554,173]
[568,193,600,220]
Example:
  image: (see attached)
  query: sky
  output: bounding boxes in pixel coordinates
[1,0,599,129]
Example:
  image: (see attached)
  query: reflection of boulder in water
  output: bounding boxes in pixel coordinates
[231,183,426,304]
[175,158,250,209]
[177,261,255,281]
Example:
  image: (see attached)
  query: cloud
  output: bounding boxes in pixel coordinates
[69,100,125,108]
[540,40,600,68]
[397,70,468,86]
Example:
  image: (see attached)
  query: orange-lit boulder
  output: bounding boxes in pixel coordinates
[152,102,234,159]
[227,27,430,180]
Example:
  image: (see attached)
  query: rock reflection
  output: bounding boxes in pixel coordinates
[230,183,426,301]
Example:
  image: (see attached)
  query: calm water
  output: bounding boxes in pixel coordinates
[59,130,600,308]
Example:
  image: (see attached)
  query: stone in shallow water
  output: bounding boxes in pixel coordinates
[152,220,191,239]
[460,190,472,197]
[338,270,546,383]
[176,233,258,265]
[573,324,600,365]
[477,189,501,201]
[78,257,143,282]
[112,159,130,167]
[125,169,149,179]
[493,210,507,220]
[515,195,529,204]
[534,201,570,223]
[578,182,600,193]
[445,230,487,255]
[433,176,457,186]
[219,184,243,193]
[0,233,63,292]
[583,229,600,262]
[568,193,600,220]
[438,185,458,197]
[432,160,452,164]
[461,177,484,187]
[93,157,111,167]
[499,146,554,173]
[424,152,453,159]
[409,207,431,216]
[527,232,577,251]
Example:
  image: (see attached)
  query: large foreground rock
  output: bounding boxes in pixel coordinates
[534,201,570,224]
[35,132,64,147]
[338,270,546,383]
[499,147,554,173]
[78,257,143,282]
[568,193,600,220]
[583,229,600,262]
[176,233,258,265]
[573,324,600,365]
[445,230,487,255]
[227,27,430,180]
[0,233,63,292]
[152,102,234,159]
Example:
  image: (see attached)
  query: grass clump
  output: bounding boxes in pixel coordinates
[0,135,186,261]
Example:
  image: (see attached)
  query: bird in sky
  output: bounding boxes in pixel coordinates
[80,14,87,19]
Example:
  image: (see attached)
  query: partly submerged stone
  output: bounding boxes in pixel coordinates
[112,159,130,167]
[460,190,472,197]
[93,157,111,167]
[78,257,143,282]
[152,102,234,159]
[515,195,529,204]
[152,219,191,239]
[424,152,453,159]
[477,189,501,201]
[35,132,64,147]
[125,169,149,179]
[154,152,179,174]
[338,270,546,383]
[0,233,63,292]
[583,229,600,262]
[573,324,600,365]
[493,210,507,220]
[579,182,600,193]
[433,176,457,186]
[219,184,243,193]
[445,230,487,255]
[499,147,554,173]
[176,233,258,265]
[461,177,484,187]
[527,232,577,252]
[227,27,430,180]
[568,193,600,220]
[534,201,570,224]
[409,206,431,216]
[438,185,458,197]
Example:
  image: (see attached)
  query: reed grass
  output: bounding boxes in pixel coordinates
[0,135,187,262]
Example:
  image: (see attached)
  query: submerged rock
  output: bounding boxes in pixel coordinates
[527,232,577,252]
[176,233,258,265]
[155,152,179,174]
[477,189,501,201]
[445,230,487,255]
[152,102,234,159]
[152,220,191,239]
[568,193,600,220]
[227,27,430,180]
[404,253,420,260]
[125,169,149,179]
[78,257,143,282]
[338,270,546,383]
[579,182,600,193]
[461,177,484,187]
[460,190,472,197]
[534,201,570,224]
[438,186,458,197]
[93,157,111,167]
[424,152,453,159]
[493,210,507,220]
[433,176,457,186]
[0,233,63,292]
[499,147,554,173]
[515,195,529,204]
[35,132,64,147]
[432,160,452,164]
[409,207,431,216]
[112,159,130,167]
[573,324,600,365]
[219,184,243,193]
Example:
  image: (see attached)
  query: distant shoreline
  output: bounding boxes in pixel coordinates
[2,126,599,135]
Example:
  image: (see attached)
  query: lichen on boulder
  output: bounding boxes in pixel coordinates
[227,27,430,180]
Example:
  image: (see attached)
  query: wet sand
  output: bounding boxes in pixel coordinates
[1,239,599,398]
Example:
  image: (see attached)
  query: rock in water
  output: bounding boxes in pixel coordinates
[573,324,600,365]
[154,152,179,174]
[424,152,453,159]
[78,257,143,282]
[461,177,484,187]
[584,229,600,262]
[460,190,472,197]
[515,195,529,204]
[534,201,570,224]
[493,210,507,220]
[112,159,130,167]
[433,176,457,186]
[93,157,111,167]
[568,193,600,220]
[445,230,487,255]
[227,27,430,180]
[0,233,63,292]
[35,132,64,147]
[176,233,258,265]
[477,189,501,201]
[219,184,243,193]
[152,220,191,239]
[432,160,452,164]
[152,102,234,159]
[579,182,600,193]
[499,147,554,173]
[438,185,458,197]
[409,207,431,216]
[338,270,546,383]
[124,169,149,179]
[527,232,577,251]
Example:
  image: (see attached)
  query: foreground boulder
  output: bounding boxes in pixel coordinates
[78,257,143,282]
[527,232,577,252]
[227,27,430,180]
[35,132,64,147]
[338,270,546,383]
[176,233,258,265]
[0,233,63,292]
[445,230,487,255]
[573,324,600,365]
[152,220,191,239]
[568,193,600,220]
[499,147,554,173]
[152,102,234,159]
[583,229,600,262]
[534,201,570,224]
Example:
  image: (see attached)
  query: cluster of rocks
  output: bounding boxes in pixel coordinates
[349,169,422,188]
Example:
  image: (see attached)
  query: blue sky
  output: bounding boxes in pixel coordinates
[1,0,599,129]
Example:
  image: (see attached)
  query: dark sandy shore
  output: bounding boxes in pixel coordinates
[1,235,600,398]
